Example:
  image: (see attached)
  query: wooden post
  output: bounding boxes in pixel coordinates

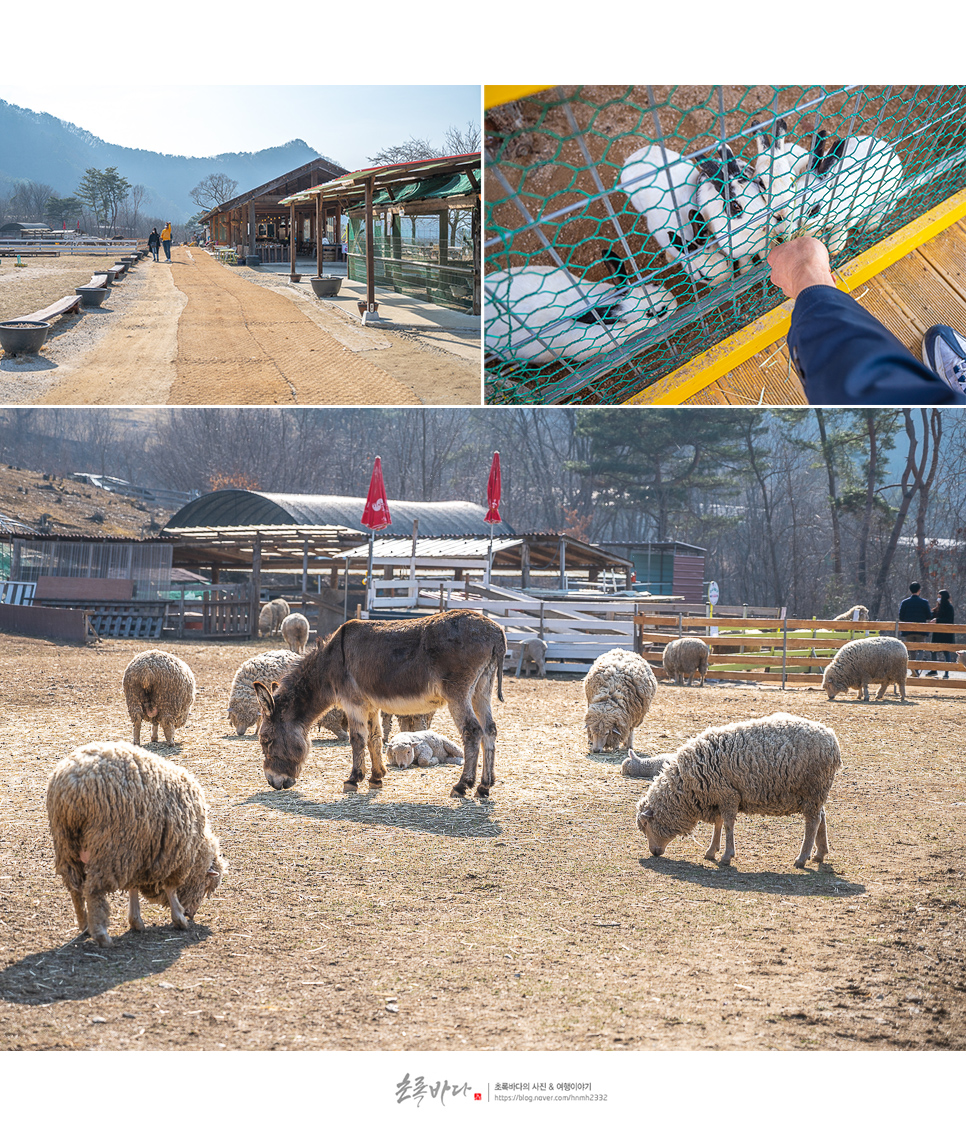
[302,539,309,596]
[782,616,788,689]
[250,537,262,641]
[559,537,566,591]
[472,201,481,316]
[438,210,447,265]
[521,541,531,589]
[316,192,323,278]
[248,199,256,260]
[289,202,296,278]
[364,176,376,313]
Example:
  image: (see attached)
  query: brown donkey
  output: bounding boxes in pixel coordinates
[254,610,506,797]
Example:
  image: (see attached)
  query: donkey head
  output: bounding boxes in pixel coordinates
[254,680,311,789]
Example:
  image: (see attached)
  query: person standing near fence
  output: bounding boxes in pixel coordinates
[898,582,933,675]
[161,222,172,263]
[927,589,957,678]
[148,228,161,262]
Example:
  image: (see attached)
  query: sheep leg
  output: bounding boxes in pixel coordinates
[874,681,888,700]
[626,726,635,750]
[162,721,174,744]
[813,809,830,862]
[128,889,145,932]
[367,707,386,787]
[164,885,189,930]
[151,721,160,742]
[85,892,113,946]
[795,809,824,869]
[449,689,483,797]
[131,717,142,746]
[67,886,88,933]
[717,798,740,866]
[898,673,907,702]
[705,819,722,861]
[344,709,370,792]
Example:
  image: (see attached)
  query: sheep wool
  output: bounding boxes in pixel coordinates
[228,650,301,736]
[822,636,908,701]
[662,637,710,686]
[832,605,870,622]
[621,750,674,779]
[636,711,842,868]
[46,741,226,946]
[584,648,657,752]
[386,730,464,769]
[122,649,196,746]
[280,612,310,654]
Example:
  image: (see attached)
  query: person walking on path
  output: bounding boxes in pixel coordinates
[927,589,957,678]
[161,222,172,263]
[148,228,161,262]
[898,582,934,676]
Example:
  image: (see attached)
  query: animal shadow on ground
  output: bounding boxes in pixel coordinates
[640,855,866,898]
[0,924,213,1006]
[241,789,502,839]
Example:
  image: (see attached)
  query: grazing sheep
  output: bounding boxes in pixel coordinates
[584,648,658,752]
[258,598,291,636]
[122,650,196,746]
[621,750,674,779]
[46,741,226,946]
[386,730,465,769]
[636,712,842,868]
[822,636,908,701]
[661,637,710,686]
[280,612,310,654]
[832,605,870,622]
[511,637,548,678]
[228,650,302,736]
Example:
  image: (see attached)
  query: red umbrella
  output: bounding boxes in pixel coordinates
[484,451,502,524]
[361,456,391,530]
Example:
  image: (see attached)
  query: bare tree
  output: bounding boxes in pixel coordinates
[189,174,240,213]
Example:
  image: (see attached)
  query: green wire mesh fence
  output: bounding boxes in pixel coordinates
[484,85,966,405]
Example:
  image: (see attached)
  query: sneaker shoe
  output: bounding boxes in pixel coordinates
[922,325,966,393]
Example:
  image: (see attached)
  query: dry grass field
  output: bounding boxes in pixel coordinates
[1,630,964,1053]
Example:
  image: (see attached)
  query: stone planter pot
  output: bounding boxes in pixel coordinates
[75,286,109,307]
[0,320,51,355]
[310,276,342,298]
[289,272,302,283]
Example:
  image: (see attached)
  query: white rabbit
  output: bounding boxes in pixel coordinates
[750,117,820,228]
[484,256,677,365]
[793,132,904,256]
[695,144,791,273]
[619,144,733,286]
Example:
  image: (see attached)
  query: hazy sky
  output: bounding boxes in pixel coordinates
[0,85,481,170]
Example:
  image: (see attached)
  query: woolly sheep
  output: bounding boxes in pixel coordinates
[583,648,657,752]
[122,649,196,746]
[280,611,310,654]
[636,711,842,868]
[258,598,290,636]
[517,636,548,678]
[386,730,465,769]
[822,636,907,701]
[228,650,300,736]
[832,605,870,622]
[661,637,710,686]
[621,750,674,779]
[46,741,226,946]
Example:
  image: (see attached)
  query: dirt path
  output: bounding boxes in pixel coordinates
[33,251,422,406]
[1,634,964,1052]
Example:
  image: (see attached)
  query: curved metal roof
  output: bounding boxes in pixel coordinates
[165,491,515,538]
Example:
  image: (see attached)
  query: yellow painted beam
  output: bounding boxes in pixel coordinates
[484,86,555,110]
[624,184,966,405]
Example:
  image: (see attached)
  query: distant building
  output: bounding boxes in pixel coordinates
[0,221,52,237]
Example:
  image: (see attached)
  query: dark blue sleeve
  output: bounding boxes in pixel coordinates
[787,285,966,405]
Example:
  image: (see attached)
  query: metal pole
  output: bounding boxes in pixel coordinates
[365,532,374,616]
[782,616,788,689]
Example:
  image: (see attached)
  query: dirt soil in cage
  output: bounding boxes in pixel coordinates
[2,632,965,1051]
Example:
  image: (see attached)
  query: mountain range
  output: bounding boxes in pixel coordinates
[0,99,333,221]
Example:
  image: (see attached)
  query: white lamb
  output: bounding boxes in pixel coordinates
[583,648,657,752]
[636,712,842,868]
[386,730,464,769]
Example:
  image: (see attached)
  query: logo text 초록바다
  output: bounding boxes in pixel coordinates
[395,1074,473,1106]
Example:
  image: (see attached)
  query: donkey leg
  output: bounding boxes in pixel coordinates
[471,669,498,798]
[448,693,483,797]
[367,706,387,787]
[344,707,369,792]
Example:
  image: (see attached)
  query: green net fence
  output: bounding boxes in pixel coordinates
[484,85,966,404]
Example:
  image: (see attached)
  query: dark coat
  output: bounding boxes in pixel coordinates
[932,597,956,645]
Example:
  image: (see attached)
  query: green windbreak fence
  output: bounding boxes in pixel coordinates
[484,85,966,404]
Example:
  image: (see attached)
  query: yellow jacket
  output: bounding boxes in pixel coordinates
[161,224,172,241]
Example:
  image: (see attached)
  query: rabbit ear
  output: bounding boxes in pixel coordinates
[775,117,789,139]
[751,119,768,154]
[665,230,683,250]
[816,135,846,177]
[808,129,828,172]
[699,159,729,199]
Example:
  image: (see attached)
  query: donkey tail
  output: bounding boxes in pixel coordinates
[494,643,505,703]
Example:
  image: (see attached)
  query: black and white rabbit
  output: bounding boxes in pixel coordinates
[485,253,677,364]
[619,144,733,286]
[695,143,791,273]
